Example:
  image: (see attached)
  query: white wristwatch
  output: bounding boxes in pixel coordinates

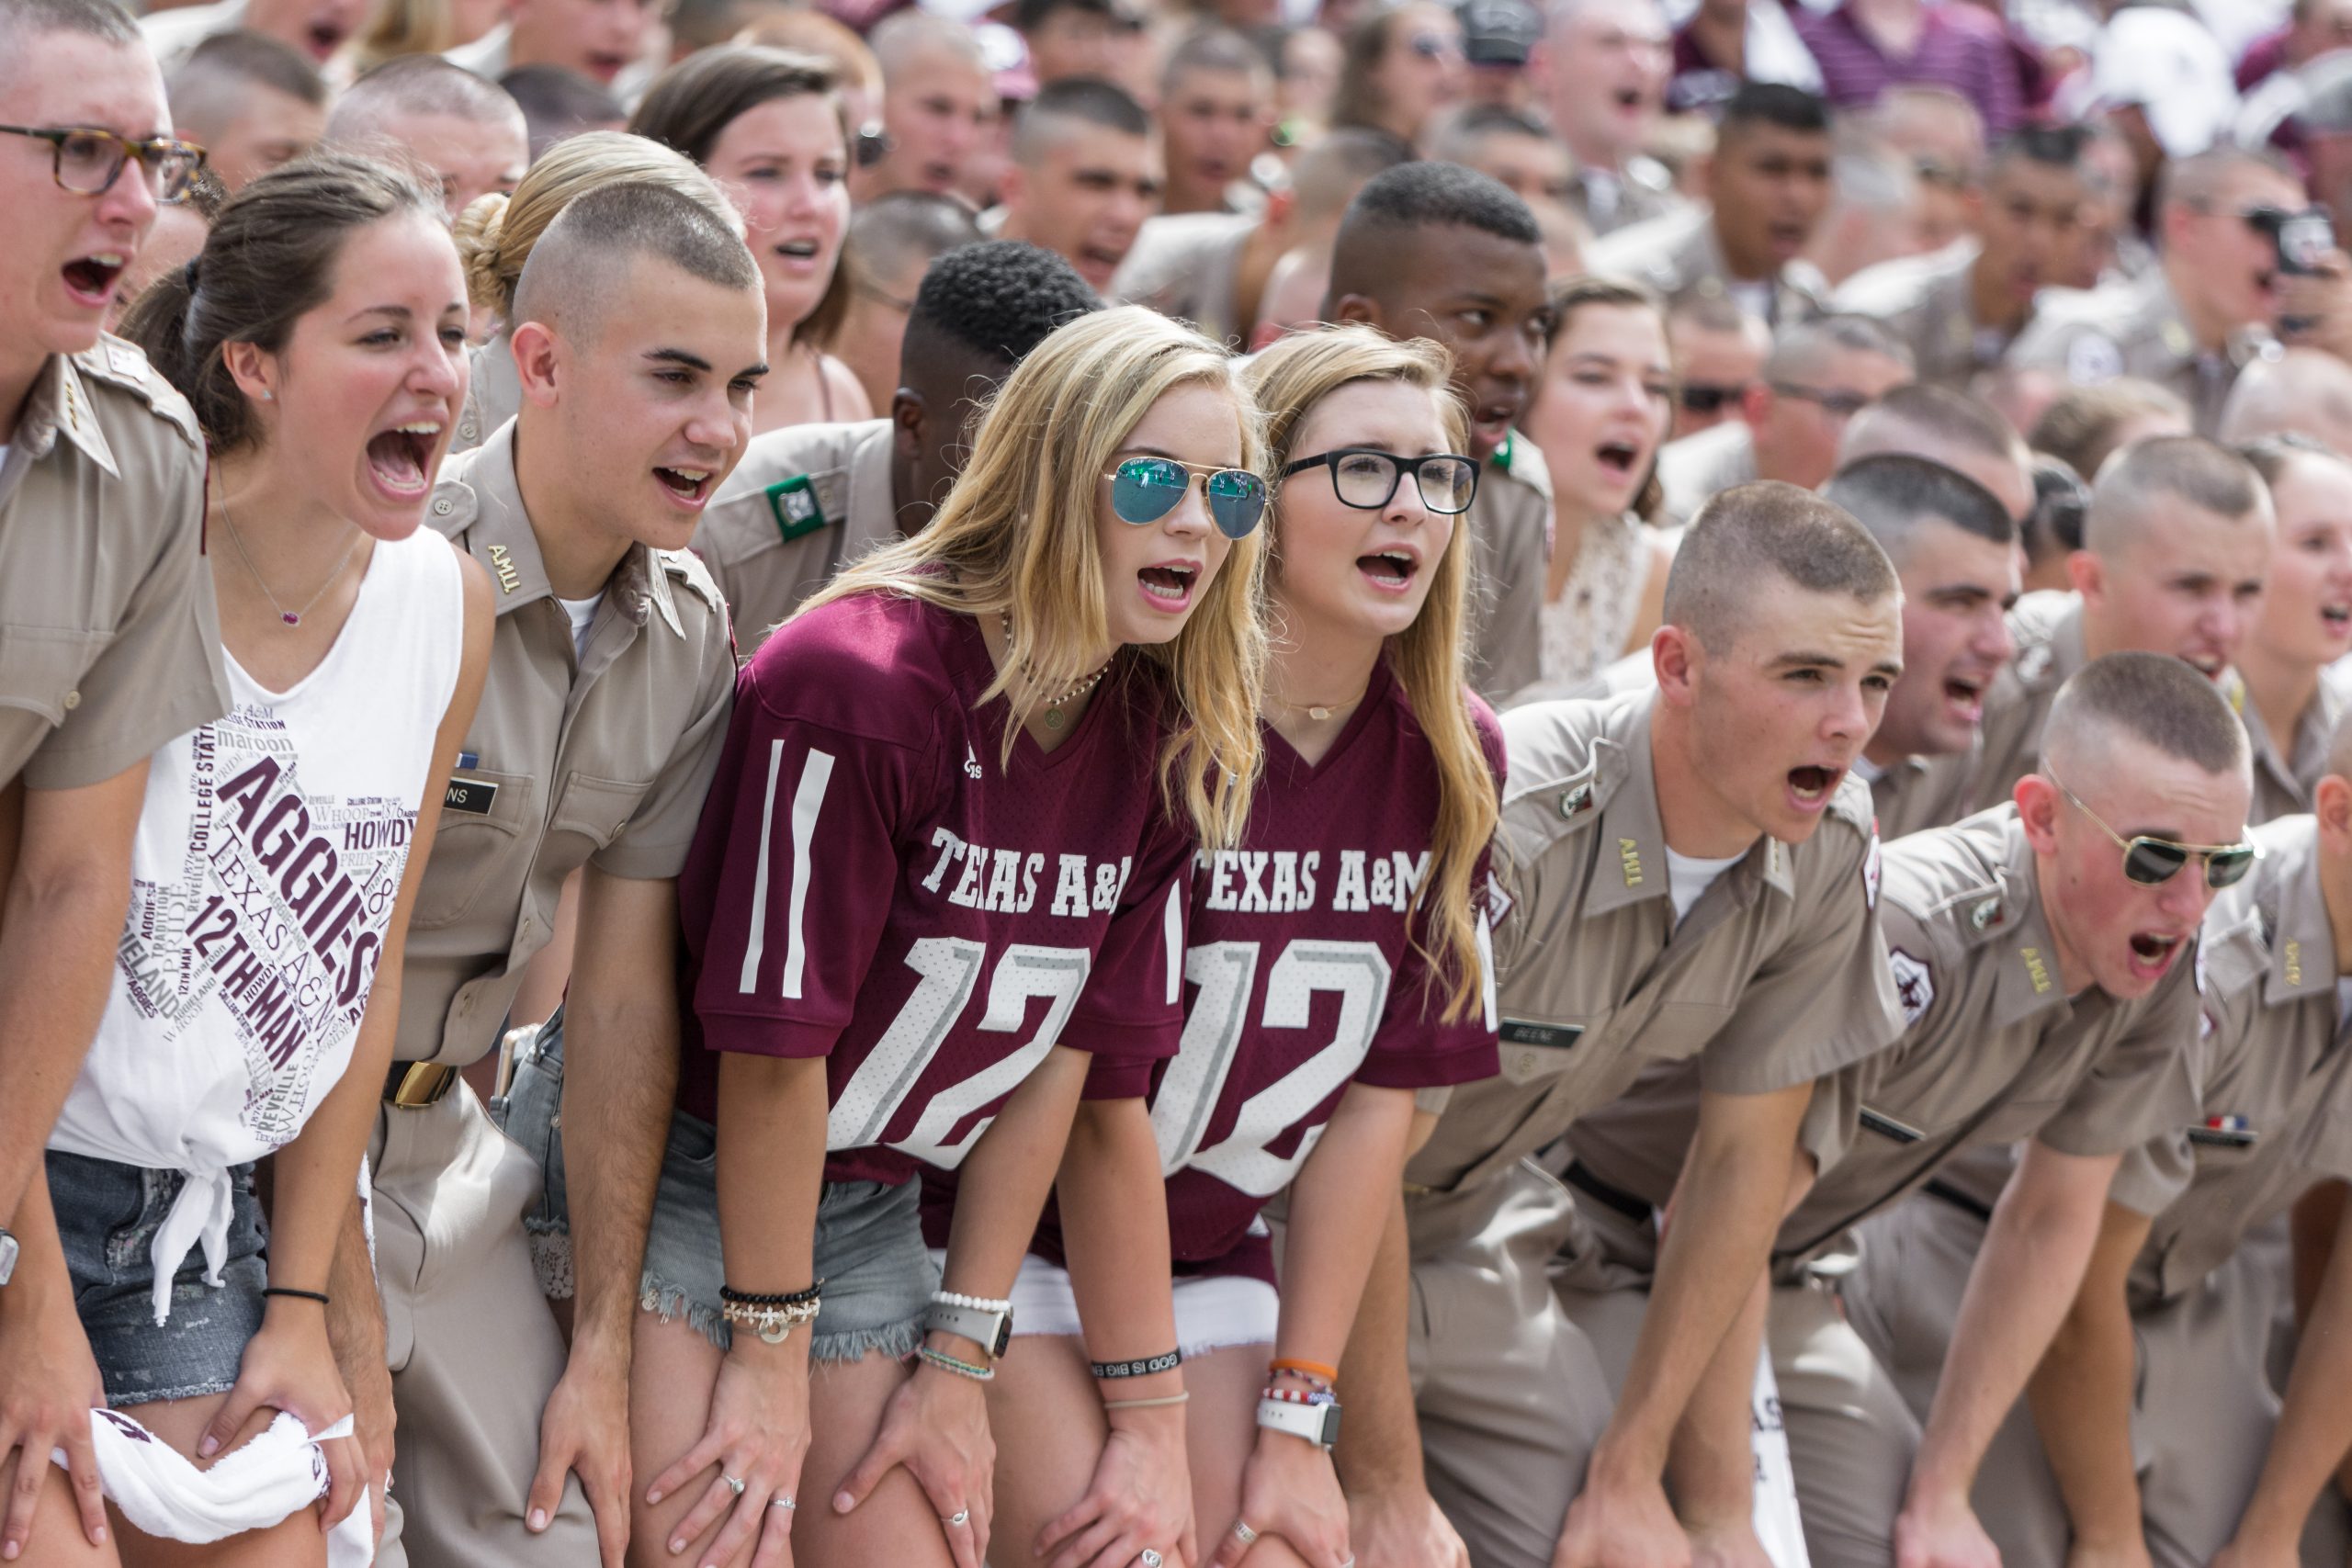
[922,1299,1013,1359]
[0,1226,17,1288]
[1256,1396,1341,1451]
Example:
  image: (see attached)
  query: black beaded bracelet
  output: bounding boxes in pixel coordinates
[720,1280,823,1307]
[1091,1348,1182,1380]
[262,1287,332,1306]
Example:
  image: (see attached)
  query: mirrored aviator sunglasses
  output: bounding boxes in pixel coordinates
[1107,457,1268,539]
[2120,834,2258,890]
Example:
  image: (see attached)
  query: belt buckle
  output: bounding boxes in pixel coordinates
[386,1061,458,1110]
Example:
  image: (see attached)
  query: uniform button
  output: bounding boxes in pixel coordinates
[62,690,81,710]
[433,498,453,516]
[1518,1050,1540,1076]
[459,422,478,440]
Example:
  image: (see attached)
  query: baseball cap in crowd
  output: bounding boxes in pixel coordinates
[1458,0,1541,67]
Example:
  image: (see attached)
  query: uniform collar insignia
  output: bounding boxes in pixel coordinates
[23,355,119,475]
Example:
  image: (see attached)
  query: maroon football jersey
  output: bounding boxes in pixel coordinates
[937,665,1506,1279]
[678,592,1193,1189]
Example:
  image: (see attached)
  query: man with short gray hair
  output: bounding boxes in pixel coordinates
[328,56,531,220]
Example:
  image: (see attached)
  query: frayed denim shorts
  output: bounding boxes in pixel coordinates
[501,1011,933,1365]
[48,1148,267,1408]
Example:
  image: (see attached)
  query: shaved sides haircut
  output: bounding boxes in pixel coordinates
[2030,377,2189,483]
[0,0,139,62]
[512,179,761,343]
[871,10,988,77]
[170,30,327,131]
[2082,435,2267,558]
[1842,383,2020,468]
[1825,455,2015,568]
[1664,480,1899,650]
[1011,75,1150,165]
[2155,143,2300,218]
[331,54,526,142]
[2043,650,2250,781]
[2217,347,2352,446]
[1763,312,1913,381]
[1286,124,1412,223]
[1327,161,1542,304]
[845,191,985,293]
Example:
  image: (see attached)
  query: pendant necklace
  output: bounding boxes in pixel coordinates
[1001,611,1114,730]
[218,485,362,628]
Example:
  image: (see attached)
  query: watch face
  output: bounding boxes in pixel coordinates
[989,1316,1012,1359]
[0,1230,17,1287]
[1320,1404,1342,1450]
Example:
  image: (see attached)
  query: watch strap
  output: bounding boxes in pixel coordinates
[922,1299,1012,1359]
[0,1227,17,1288]
[1255,1395,1340,1450]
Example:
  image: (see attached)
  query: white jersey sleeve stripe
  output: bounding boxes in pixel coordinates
[1162,880,1184,1007]
[1476,908,1497,1032]
[781,749,837,1000]
[738,739,787,995]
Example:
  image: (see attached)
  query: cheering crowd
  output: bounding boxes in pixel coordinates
[12,0,2352,1563]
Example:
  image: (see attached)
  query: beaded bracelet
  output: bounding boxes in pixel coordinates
[1261,1385,1339,1406]
[721,1293,821,1345]
[932,1289,1012,1314]
[917,1346,996,1382]
[720,1280,823,1308]
[1091,1349,1182,1380]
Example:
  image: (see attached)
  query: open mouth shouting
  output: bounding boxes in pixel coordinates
[1470,398,1520,454]
[2323,601,2352,642]
[367,420,444,499]
[62,251,129,310]
[775,239,824,267]
[2181,650,2228,681]
[1942,671,1985,726]
[1785,762,1844,815]
[303,19,348,56]
[653,464,716,509]
[1137,558,1200,611]
[1357,545,1421,593]
[2126,929,2186,981]
[583,51,631,81]
[1594,438,1641,487]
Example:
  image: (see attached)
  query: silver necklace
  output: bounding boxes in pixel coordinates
[217,487,362,629]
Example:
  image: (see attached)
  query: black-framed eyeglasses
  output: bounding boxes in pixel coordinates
[1770,380,1871,420]
[0,124,206,204]
[1280,447,1479,515]
[1679,380,1749,415]
[2046,769,2258,890]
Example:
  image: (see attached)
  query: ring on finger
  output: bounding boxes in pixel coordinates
[1140,1551,1164,1568]
[723,1474,747,1498]
[1232,1520,1258,1546]
[770,1495,797,1510]
[944,1507,971,1527]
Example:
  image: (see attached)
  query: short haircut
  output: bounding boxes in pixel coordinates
[2217,346,2352,446]
[0,0,138,62]
[2083,435,2267,557]
[904,238,1101,367]
[2043,650,2250,781]
[1012,75,1150,164]
[1824,454,2016,567]
[1428,103,1551,164]
[330,55,525,143]
[169,31,327,145]
[2156,144,2299,216]
[1718,80,1832,143]
[511,179,761,340]
[498,64,623,159]
[1761,313,1912,381]
[1327,160,1541,303]
[870,10,988,79]
[1286,124,1412,223]
[1662,480,1899,649]
[2236,431,2352,494]
[1826,132,1917,216]
[1842,383,2021,467]
[2030,378,2189,482]
[2029,454,2091,555]
[1160,24,1269,96]
[1669,291,1758,338]
[844,192,986,293]
[1989,121,2091,178]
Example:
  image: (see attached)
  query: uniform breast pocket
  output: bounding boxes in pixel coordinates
[1974,1096,2066,1145]
[413,768,536,930]
[549,773,652,852]
[1639,997,1738,1065]
[0,625,105,727]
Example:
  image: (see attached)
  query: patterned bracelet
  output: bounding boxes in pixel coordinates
[1260,1385,1339,1406]
[1091,1349,1182,1380]
[917,1346,997,1382]
[720,1280,823,1307]
[720,1293,821,1345]
[931,1289,1013,1314]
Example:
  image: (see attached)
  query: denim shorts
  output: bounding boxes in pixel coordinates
[501,1011,934,1363]
[47,1148,268,1408]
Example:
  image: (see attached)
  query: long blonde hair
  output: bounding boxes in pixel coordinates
[1242,324,1497,1021]
[451,132,741,322]
[804,305,1269,852]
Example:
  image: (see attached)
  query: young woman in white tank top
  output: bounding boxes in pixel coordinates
[0,155,491,1566]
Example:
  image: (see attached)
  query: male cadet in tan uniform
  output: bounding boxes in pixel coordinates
[325,185,757,1568]
[2009,146,2304,436]
[1834,126,2098,390]
[1536,0,1679,239]
[1939,435,2274,818]
[1336,483,1907,1568]
[1563,652,2251,1568]
[1589,81,1835,330]
[1854,727,2352,1568]
[0,1,231,1549]
[1325,161,1555,704]
[695,239,1099,650]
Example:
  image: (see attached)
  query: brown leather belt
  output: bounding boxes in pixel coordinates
[383,1060,458,1110]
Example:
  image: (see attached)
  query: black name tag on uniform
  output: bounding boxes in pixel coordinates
[2187,1126,2259,1148]
[1858,1107,1924,1144]
[1499,1020,1582,1051]
[445,777,499,815]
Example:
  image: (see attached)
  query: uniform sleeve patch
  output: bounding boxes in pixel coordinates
[1888,946,1933,1026]
[764,474,830,542]
[2064,333,2125,385]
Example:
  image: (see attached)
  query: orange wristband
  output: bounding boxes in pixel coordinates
[1269,1358,1340,1384]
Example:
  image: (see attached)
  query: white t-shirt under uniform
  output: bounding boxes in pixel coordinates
[49,527,464,1324]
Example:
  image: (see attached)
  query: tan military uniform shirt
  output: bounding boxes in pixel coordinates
[1942,589,2083,818]
[1114,212,1257,348]
[1404,688,1903,1246]
[1655,421,1758,529]
[1861,741,1978,843]
[691,418,899,654]
[450,336,522,457]
[1767,807,2201,1263]
[1568,158,1683,241]
[1589,204,1831,328]
[2243,680,2341,827]
[0,341,228,793]
[1464,434,1553,705]
[2007,266,2281,437]
[1834,240,2021,390]
[399,423,736,1066]
[2109,817,2352,1307]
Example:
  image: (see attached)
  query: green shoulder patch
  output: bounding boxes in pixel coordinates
[765,474,831,543]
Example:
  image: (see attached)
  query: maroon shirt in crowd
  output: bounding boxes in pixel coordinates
[1793,2,2026,136]
[678,591,1193,1190]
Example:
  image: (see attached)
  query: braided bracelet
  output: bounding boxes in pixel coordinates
[721,1280,823,1307]
[917,1346,996,1382]
[1091,1349,1182,1380]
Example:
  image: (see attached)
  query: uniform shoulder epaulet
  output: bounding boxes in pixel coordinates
[1499,705,1628,852]
[656,544,727,615]
[72,335,200,447]
[424,473,479,540]
[1494,432,1552,498]
[1823,769,1876,839]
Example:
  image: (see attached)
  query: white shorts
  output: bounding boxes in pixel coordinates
[926,1249,1281,1360]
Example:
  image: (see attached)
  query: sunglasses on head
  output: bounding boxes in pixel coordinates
[2047,771,2257,889]
[1106,456,1268,539]
[1679,381,1749,415]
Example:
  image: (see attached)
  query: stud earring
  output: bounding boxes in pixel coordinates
[259,389,274,401]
